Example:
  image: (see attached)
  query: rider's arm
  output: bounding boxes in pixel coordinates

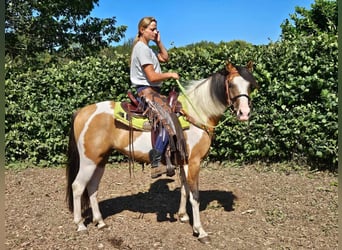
[143,64,179,84]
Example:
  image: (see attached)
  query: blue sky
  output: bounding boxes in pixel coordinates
[91,0,315,48]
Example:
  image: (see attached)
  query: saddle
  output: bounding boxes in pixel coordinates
[121,89,181,115]
[120,91,145,115]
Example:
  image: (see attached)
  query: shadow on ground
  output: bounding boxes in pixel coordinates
[84,178,236,225]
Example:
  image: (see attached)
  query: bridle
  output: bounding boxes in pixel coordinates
[225,72,252,111]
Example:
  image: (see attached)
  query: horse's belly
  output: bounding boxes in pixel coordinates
[125,132,152,153]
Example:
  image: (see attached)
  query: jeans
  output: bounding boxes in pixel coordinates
[155,127,169,153]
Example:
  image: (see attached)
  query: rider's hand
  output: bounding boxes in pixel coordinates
[170,72,179,80]
[154,31,161,44]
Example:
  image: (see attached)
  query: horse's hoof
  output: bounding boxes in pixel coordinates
[178,213,190,223]
[77,228,88,234]
[166,164,176,177]
[198,235,211,244]
[97,222,107,230]
[77,224,88,233]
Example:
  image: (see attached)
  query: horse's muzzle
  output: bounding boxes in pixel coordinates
[237,108,250,121]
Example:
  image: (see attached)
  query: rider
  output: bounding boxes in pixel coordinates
[130,16,179,178]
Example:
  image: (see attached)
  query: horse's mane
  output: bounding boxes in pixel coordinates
[184,68,228,122]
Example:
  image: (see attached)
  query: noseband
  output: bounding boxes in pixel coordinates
[230,94,251,104]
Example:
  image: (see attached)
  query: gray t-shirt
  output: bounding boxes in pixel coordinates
[130,41,162,87]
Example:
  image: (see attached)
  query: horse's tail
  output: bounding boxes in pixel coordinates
[66,111,89,212]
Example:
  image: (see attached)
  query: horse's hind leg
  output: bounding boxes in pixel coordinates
[72,162,97,232]
[86,166,106,229]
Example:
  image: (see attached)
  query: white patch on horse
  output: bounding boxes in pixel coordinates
[96,101,114,115]
[185,125,205,156]
[124,132,152,153]
[183,164,189,177]
[233,76,250,105]
[233,76,251,121]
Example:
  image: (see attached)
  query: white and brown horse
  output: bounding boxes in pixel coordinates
[66,61,257,243]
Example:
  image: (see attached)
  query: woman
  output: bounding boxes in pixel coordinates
[130,17,180,178]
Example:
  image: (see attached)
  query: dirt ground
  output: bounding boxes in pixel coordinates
[5,163,337,250]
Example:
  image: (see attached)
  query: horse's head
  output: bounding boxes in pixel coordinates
[225,61,258,121]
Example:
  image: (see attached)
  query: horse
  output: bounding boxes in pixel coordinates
[66,61,257,244]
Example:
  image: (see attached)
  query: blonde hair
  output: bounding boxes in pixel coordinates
[132,17,157,48]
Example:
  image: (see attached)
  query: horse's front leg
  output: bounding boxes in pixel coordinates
[178,165,190,223]
[189,186,210,243]
[180,164,210,243]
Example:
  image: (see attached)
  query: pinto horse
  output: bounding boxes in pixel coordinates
[66,61,257,243]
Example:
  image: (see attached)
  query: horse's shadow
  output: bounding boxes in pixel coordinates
[84,178,236,225]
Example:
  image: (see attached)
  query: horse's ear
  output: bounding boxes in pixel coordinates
[246,61,254,72]
[226,61,236,73]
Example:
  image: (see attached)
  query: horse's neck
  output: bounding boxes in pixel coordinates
[185,78,227,126]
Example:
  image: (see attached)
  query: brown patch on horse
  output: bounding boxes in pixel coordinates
[186,132,211,190]
[111,119,152,163]
[74,104,97,141]
[84,112,115,165]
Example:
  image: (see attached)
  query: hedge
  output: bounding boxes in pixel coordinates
[5,33,337,170]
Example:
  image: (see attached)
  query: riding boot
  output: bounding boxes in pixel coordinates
[149,149,164,178]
